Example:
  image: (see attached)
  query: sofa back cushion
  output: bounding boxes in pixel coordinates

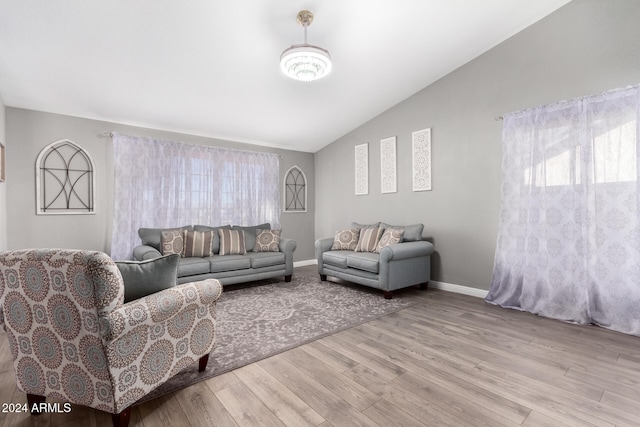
[232,223,271,252]
[139,225,193,251]
[194,225,231,254]
[380,223,424,241]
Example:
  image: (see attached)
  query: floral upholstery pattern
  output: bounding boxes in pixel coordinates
[0,249,222,414]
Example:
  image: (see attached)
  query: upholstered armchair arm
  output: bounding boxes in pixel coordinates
[379,241,434,263]
[133,245,162,261]
[100,279,223,343]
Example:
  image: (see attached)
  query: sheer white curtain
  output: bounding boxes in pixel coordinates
[487,84,640,336]
[110,133,281,260]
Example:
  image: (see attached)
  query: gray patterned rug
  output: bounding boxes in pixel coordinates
[139,267,417,402]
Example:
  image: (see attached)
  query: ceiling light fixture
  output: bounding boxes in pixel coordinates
[280,10,332,82]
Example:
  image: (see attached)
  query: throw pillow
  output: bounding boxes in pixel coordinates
[161,229,185,256]
[219,229,247,255]
[116,254,180,303]
[355,227,384,252]
[375,228,405,253]
[331,228,361,250]
[139,225,193,251]
[183,230,215,257]
[254,229,282,252]
[231,223,270,252]
[194,224,231,254]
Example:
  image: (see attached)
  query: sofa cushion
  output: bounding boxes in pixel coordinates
[232,223,271,252]
[219,229,247,255]
[209,255,251,273]
[116,254,180,303]
[161,229,185,256]
[331,228,360,250]
[355,226,383,252]
[375,228,404,253]
[248,251,285,268]
[194,225,231,254]
[380,223,424,241]
[347,252,380,274]
[183,230,214,257]
[177,257,212,277]
[139,225,193,251]
[254,229,281,252]
[322,250,351,268]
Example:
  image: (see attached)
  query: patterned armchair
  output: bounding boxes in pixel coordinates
[0,249,223,427]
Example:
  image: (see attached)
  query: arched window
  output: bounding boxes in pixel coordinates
[283,165,307,212]
[36,139,95,215]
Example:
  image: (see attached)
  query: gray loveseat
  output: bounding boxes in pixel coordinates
[133,223,296,285]
[315,222,434,298]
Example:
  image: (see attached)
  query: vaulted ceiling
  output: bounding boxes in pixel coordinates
[0,1,570,152]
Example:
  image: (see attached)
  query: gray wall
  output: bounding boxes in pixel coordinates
[0,96,5,250]
[5,108,316,261]
[315,0,640,290]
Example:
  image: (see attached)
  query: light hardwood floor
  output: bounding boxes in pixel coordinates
[1,271,640,426]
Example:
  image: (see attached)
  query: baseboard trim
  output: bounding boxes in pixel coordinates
[430,280,489,299]
[294,259,317,268]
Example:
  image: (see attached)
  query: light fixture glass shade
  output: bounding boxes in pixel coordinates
[280,44,332,82]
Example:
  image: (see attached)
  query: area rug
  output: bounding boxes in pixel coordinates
[139,269,417,402]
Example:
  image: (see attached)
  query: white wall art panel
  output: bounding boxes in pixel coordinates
[355,143,369,195]
[380,136,397,193]
[412,128,432,191]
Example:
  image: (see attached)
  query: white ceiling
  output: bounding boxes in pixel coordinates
[0,0,570,152]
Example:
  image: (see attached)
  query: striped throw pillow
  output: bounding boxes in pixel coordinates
[355,227,384,252]
[182,230,214,257]
[218,229,247,255]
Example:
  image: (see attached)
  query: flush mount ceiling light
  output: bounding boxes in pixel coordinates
[280,10,332,82]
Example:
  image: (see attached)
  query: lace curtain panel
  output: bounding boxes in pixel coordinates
[487,84,640,336]
[110,134,281,260]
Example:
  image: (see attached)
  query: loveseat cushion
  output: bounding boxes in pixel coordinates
[248,251,285,268]
[177,256,211,277]
[380,223,424,241]
[322,250,351,268]
[347,252,380,274]
[209,255,251,272]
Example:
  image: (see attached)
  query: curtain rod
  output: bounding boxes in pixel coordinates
[99,131,285,159]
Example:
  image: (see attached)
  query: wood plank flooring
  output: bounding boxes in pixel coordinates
[1,270,640,426]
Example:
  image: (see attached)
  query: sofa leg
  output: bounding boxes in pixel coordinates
[112,407,131,427]
[320,274,327,281]
[199,354,209,372]
[285,275,292,282]
[420,282,429,291]
[27,394,46,415]
[383,291,393,299]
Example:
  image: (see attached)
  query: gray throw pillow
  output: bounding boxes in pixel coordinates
[116,254,180,303]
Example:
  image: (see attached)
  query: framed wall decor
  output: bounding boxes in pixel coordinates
[412,128,432,191]
[354,143,369,195]
[380,136,397,193]
[0,142,4,182]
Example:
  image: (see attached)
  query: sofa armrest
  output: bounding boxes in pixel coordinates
[100,278,223,343]
[133,244,162,261]
[279,237,297,254]
[315,237,335,255]
[379,241,434,263]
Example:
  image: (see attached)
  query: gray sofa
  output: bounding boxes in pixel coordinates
[315,222,434,298]
[133,223,296,285]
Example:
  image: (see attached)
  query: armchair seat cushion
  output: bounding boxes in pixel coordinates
[346,252,380,274]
